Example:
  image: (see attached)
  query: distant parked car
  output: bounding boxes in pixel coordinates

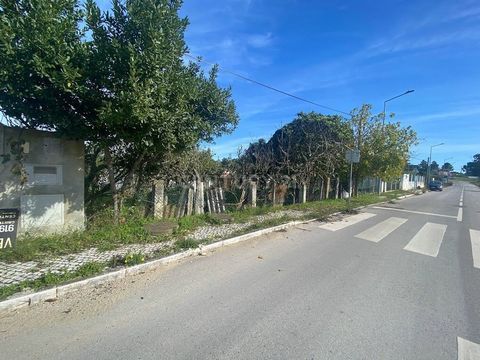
[429,180,443,191]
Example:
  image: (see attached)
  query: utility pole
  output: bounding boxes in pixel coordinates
[427,143,444,186]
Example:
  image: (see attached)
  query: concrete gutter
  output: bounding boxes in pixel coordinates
[0,192,419,315]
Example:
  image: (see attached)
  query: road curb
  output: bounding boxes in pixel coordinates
[0,218,318,316]
[0,192,417,316]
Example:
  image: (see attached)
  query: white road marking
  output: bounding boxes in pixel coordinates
[372,206,457,219]
[470,229,480,269]
[318,212,376,231]
[403,222,447,257]
[458,186,465,222]
[458,336,480,360]
[355,217,407,243]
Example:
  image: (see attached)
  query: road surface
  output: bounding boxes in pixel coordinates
[1,181,479,359]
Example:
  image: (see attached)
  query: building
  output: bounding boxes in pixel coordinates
[0,124,85,233]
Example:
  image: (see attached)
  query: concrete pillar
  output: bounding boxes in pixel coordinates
[152,179,165,219]
[320,179,324,200]
[176,186,187,218]
[301,183,307,203]
[195,180,204,214]
[186,185,194,216]
[271,181,276,205]
[212,188,219,213]
[250,181,257,208]
[218,187,226,212]
[326,177,331,199]
[335,177,340,199]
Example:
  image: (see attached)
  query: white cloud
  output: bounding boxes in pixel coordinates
[405,107,480,123]
[247,32,273,48]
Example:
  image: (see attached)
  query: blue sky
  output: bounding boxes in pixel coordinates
[178,0,480,170]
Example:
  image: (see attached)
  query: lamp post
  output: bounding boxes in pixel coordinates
[427,142,445,186]
[383,89,415,127]
[378,89,415,194]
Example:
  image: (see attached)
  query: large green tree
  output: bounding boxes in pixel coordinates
[0,0,238,220]
[463,154,480,176]
[350,104,418,184]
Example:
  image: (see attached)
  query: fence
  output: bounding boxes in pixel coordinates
[144,173,419,219]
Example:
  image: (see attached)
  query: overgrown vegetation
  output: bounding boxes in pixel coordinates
[0,191,412,264]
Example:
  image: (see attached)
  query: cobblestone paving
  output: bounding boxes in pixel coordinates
[0,210,310,288]
[190,210,308,240]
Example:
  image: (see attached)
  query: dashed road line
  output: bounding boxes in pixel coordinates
[458,186,465,222]
[403,222,447,257]
[355,217,407,243]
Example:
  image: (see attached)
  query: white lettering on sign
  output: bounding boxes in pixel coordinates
[0,237,12,249]
[0,224,14,232]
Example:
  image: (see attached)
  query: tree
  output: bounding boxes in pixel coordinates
[464,154,480,176]
[417,160,429,176]
[350,104,418,183]
[441,162,454,172]
[267,112,352,185]
[430,161,439,174]
[0,0,239,221]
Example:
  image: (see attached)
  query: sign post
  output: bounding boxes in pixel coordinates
[0,209,19,250]
[345,149,360,210]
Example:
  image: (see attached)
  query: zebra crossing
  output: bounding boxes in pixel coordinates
[403,222,447,257]
[319,212,480,267]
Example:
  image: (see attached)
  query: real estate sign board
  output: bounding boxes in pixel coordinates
[0,209,19,250]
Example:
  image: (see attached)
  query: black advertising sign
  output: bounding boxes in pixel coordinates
[0,209,19,250]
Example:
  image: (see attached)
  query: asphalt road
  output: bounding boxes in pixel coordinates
[1,181,479,359]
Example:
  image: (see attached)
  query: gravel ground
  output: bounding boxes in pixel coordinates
[190,210,310,241]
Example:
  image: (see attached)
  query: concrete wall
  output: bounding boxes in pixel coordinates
[0,125,84,233]
[400,174,425,191]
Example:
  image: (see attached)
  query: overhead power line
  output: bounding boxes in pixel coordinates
[185,53,351,117]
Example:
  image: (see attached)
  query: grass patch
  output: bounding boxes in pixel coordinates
[175,238,199,250]
[0,261,106,301]
[0,190,413,264]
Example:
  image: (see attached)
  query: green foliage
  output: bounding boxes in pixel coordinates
[234,112,352,185]
[0,261,106,301]
[124,253,145,266]
[0,0,238,210]
[175,238,198,250]
[463,154,480,176]
[350,104,418,181]
[441,162,454,172]
[75,261,105,277]
[0,207,153,262]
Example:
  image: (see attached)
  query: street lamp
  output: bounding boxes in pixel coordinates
[383,89,415,126]
[427,142,444,185]
[377,89,414,194]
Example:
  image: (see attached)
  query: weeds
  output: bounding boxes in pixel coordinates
[175,238,198,250]
[0,261,106,301]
